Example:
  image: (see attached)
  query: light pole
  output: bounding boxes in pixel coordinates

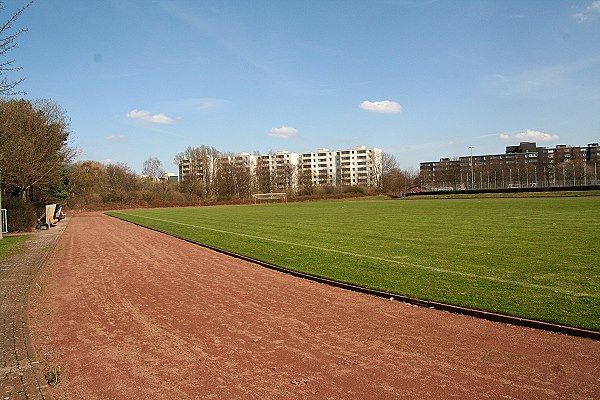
[469,146,474,189]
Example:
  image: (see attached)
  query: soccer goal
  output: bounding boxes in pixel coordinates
[253,192,287,204]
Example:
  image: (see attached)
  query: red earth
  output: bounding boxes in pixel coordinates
[28,212,600,399]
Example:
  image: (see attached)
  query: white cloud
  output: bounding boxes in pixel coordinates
[268,126,298,138]
[574,1,600,22]
[126,109,175,125]
[499,130,560,142]
[359,100,403,114]
[105,135,127,142]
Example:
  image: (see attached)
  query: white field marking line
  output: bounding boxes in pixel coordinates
[118,212,595,298]
[506,215,600,222]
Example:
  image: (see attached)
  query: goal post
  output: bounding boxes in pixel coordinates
[253,192,287,204]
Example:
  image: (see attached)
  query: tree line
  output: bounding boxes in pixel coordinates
[0,98,73,230]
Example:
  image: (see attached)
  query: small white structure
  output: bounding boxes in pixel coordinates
[253,193,287,204]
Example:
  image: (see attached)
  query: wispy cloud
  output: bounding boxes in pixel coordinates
[499,130,559,142]
[490,59,599,100]
[126,109,175,125]
[165,98,231,113]
[160,3,274,75]
[105,135,127,142]
[574,1,600,22]
[359,100,403,114]
[268,126,298,138]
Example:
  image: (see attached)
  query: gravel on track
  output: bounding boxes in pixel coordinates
[28,212,600,399]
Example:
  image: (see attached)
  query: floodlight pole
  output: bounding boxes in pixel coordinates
[469,146,475,189]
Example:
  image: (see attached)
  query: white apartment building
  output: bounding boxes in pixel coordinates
[338,146,382,186]
[299,148,338,186]
[178,146,382,191]
[231,152,257,175]
[257,150,300,191]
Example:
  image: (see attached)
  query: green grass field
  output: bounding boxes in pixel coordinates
[0,235,30,260]
[108,196,600,331]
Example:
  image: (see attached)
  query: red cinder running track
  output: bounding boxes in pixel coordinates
[29,213,600,399]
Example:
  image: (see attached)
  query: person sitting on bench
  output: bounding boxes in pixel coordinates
[37,214,50,230]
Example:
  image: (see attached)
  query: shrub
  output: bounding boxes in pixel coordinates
[2,196,37,232]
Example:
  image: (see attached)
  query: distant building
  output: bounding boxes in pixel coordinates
[141,172,179,182]
[296,146,383,187]
[299,148,338,186]
[159,172,179,182]
[177,146,382,192]
[256,151,300,192]
[420,142,600,190]
[338,146,382,187]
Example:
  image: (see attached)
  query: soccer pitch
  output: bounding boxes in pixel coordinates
[108,196,600,331]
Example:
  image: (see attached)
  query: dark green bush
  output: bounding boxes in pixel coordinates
[2,196,37,232]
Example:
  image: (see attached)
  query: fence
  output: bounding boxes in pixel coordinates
[424,162,600,191]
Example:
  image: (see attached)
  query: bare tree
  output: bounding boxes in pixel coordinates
[0,1,33,96]
[105,162,139,193]
[142,157,164,180]
[175,145,220,198]
[373,151,397,189]
[70,160,107,202]
[256,153,274,193]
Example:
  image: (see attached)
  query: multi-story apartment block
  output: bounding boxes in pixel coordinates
[338,146,382,186]
[178,157,213,183]
[178,145,383,192]
[297,146,382,187]
[256,151,300,192]
[230,152,257,179]
[420,142,600,189]
[299,148,338,186]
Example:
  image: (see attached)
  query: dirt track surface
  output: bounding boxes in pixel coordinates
[29,212,600,399]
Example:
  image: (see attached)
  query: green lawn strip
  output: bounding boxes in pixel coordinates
[0,235,31,260]
[107,197,600,331]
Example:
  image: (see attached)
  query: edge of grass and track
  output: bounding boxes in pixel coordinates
[108,212,599,341]
[0,234,31,259]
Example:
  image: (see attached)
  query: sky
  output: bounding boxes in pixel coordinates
[8,0,600,174]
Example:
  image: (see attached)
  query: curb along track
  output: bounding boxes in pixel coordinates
[109,214,600,341]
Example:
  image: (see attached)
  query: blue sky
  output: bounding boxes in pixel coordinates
[10,0,600,173]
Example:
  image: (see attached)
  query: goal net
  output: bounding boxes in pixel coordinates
[253,193,288,204]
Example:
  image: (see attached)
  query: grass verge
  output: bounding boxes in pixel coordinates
[0,235,30,260]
